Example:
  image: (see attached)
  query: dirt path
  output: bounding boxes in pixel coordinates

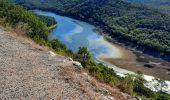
[0,28,132,100]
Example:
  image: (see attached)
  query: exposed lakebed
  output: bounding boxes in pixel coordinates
[35,10,170,93]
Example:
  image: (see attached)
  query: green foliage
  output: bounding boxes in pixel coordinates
[75,47,170,99]
[134,80,155,97]
[123,72,155,97]
[0,0,49,42]
[156,92,170,100]
[0,0,70,56]
[2,0,170,99]
[75,47,120,85]
[127,0,170,13]
[37,15,57,27]
[88,62,120,86]
[49,39,67,51]
[11,0,170,53]
[74,47,92,67]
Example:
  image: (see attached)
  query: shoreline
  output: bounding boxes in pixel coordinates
[100,34,170,80]
[96,57,170,94]
[33,8,170,61]
[34,9,170,93]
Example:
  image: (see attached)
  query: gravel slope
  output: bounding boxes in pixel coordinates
[0,28,131,100]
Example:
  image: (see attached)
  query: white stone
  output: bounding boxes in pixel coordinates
[67,57,73,62]
[73,61,83,69]
[48,51,56,57]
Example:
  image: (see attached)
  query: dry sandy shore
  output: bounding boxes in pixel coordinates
[0,28,135,100]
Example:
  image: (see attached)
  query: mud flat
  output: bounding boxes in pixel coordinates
[35,10,170,93]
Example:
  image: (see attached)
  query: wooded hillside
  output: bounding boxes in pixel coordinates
[11,0,170,56]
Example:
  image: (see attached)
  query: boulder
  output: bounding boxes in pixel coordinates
[72,61,83,70]
[67,57,73,62]
[48,51,56,57]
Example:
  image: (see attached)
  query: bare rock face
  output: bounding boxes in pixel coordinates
[0,28,128,100]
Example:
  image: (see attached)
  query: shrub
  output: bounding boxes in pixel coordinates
[156,92,170,100]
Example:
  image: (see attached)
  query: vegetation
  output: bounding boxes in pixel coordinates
[0,0,48,43]
[75,47,170,99]
[0,0,70,55]
[11,0,170,55]
[74,47,93,67]
[127,0,170,13]
[37,15,57,27]
[1,0,170,99]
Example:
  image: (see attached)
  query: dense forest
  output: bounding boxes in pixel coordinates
[127,0,170,13]
[1,0,170,99]
[11,0,170,59]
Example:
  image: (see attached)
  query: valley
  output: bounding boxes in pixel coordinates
[1,0,170,99]
[35,11,170,92]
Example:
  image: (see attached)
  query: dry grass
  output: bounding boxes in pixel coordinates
[60,62,126,100]
[0,27,131,100]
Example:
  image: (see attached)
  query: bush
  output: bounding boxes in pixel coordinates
[37,15,57,27]
[49,39,67,51]
[0,0,71,56]
[0,0,49,41]
[74,47,92,67]
[133,73,155,97]
[156,92,170,100]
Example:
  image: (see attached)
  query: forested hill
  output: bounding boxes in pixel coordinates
[11,0,170,57]
[127,0,170,13]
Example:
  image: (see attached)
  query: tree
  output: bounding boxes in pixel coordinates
[76,47,92,67]
[49,39,67,50]
[133,72,155,97]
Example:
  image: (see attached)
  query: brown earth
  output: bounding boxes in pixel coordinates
[99,34,170,81]
[100,49,170,80]
[0,27,136,100]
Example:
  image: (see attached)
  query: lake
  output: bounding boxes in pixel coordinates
[35,10,170,93]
